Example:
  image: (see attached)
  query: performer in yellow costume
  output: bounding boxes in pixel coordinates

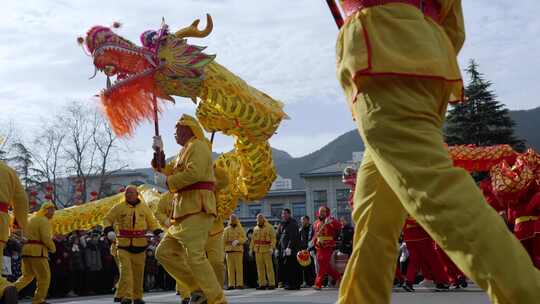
[223,214,246,290]
[250,214,276,290]
[15,202,55,304]
[103,186,161,304]
[153,114,226,304]
[0,153,29,304]
[335,1,540,303]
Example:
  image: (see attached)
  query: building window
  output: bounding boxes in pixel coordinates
[313,190,328,215]
[248,204,262,217]
[234,205,241,216]
[336,189,352,223]
[292,202,306,220]
[270,203,284,219]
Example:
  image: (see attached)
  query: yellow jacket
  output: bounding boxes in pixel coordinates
[21,214,55,257]
[103,200,160,248]
[223,223,246,252]
[209,166,229,236]
[250,220,276,254]
[163,137,217,220]
[0,161,29,241]
[155,192,174,229]
[336,0,465,112]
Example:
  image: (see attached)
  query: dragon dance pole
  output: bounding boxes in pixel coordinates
[152,93,163,169]
[325,0,344,29]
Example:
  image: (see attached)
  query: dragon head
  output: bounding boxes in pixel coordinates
[81,15,216,136]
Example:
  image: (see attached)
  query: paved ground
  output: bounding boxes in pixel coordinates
[21,287,490,304]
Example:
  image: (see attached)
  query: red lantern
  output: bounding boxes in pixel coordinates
[90,191,98,196]
[45,184,54,192]
[118,187,126,193]
[44,194,53,200]
[30,199,37,206]
[30,191,38,196]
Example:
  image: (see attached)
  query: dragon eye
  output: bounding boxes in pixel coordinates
[104,65,117,76]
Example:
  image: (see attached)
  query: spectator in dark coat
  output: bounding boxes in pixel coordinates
[83,233,103,294]
[49,237,71,297]
[299,216,315,287]
[69,234,87,296]
[338,217,354,255]
[277,209,302,290]
[243,229,258,288]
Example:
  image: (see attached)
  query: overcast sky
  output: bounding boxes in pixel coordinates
[1,0,539,168]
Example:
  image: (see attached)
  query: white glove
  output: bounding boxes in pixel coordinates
[107,231,116,241]
[154,172,168,186]
[159,232,165,239]
[285,248,292,256]
[232,240,239,247]
[164,218,171,228]
[274,249,279,257]
[152,135,164,150]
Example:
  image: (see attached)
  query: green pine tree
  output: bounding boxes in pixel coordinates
[8,142,40,189]
[445,60,526,152]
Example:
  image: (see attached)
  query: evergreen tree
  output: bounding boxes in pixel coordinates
[8,142,39,189]
[445,60,526,152]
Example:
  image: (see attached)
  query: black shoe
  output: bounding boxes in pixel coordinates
[226,286,235,290]
[256,286,267,290]
[435,283,450,291]
[189,291,207,304]
[267,285,275,290]
[457,277,468,289]
[133,299,145,304]
[402,283,414,292]
[181,299,190,304]
[285,286,300,290]
[121,299,132,304]
[2,286,18,304]
[236,286,244,290]
[114,298,122,303]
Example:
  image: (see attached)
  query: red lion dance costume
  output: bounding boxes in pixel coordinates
[312,206,342,290]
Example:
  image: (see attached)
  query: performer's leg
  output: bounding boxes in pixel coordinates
[264,253,276,287]
[353,76,540,303]
[337,150,408,303]
[226,254,235,288]
[14,258,36,291]
[118,249,135,300]
[167,213,226,304]
[31,258,51,304]
[255,253,267,287]
[206,232,225,287]
[233,252,244,287]
[155,234,197,294]
[131,252,146,301]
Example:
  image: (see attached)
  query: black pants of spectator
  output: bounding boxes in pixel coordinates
[85,271,100,294]
[50,270,70,297]
[243,253,258,288]
[301,261,316,287]
[70,270,87,296]
[279,254,302,289]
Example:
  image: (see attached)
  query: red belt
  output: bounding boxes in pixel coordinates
[118,230,146,238]
[0,202,9,213]
[254,240,271,245]
[341,0,442,24]
[178,182,215,192]
[27,240,45,245]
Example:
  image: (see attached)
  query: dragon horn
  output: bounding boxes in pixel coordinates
[175,14,213,39]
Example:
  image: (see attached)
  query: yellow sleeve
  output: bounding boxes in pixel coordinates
[269,225,276,249]
[155,192,173,228]
[440,0,465,54]
[238,226,246,245]
[10,168,29,230]
[167,141,211,192]
[144,204,160,231]
[40,218,56,253]
[103,204,119,228]
[214,167,229,192]
[162,159,176,176]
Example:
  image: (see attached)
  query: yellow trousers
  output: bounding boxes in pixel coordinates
[207,231,225,287]
[255,252,275,287]
[112,254,125,299]
[337,76,540,304]
[173,231,225,298]
[117,249,145,301]
[14,257,50,304]
[226,252,243,288]
[0,243,13,296]
[156,213,226,304]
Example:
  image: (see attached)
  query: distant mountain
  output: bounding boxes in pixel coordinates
[274,106,540,188]
[510,107,540,151]
[274,130,364,188]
